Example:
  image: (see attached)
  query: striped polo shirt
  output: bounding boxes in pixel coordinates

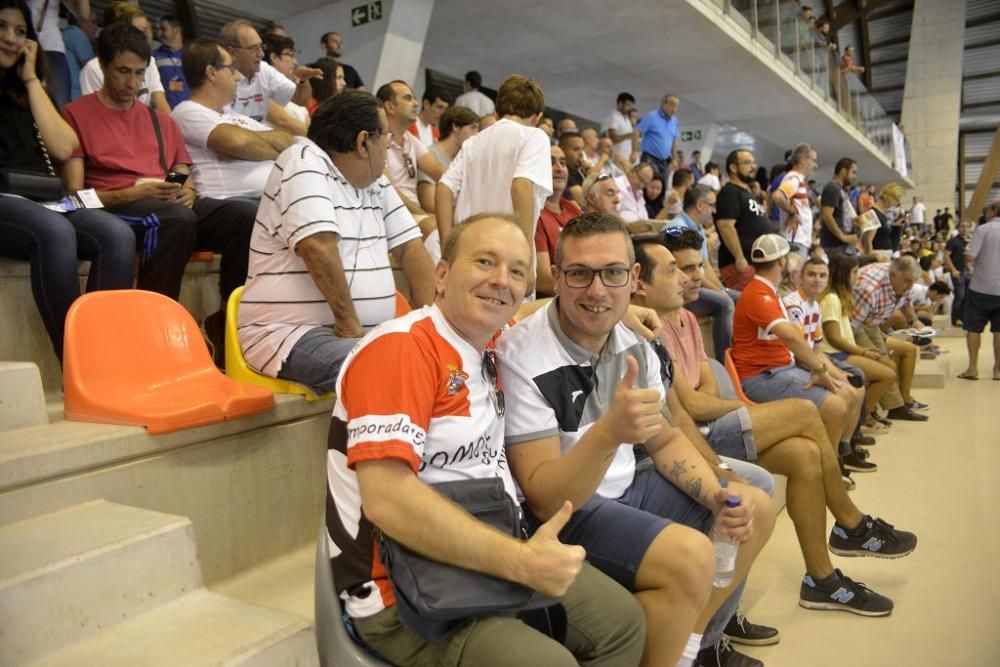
[238,140,421,377]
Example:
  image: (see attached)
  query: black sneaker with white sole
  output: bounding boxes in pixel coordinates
[886,405,929,421]
[840,463,856,490]
[842,450,878,472]
[906,398,930,411]
[696,637,762,667]
[829,515,917,558]
[724,611,780,646]
[799,568,893,616]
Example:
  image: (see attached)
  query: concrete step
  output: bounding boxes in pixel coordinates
[212,543,316,623]
[0,361,47,432]
[30,589,318,667]
[0,500,202,664]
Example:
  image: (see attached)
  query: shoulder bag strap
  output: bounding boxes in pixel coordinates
[147,104,168,176]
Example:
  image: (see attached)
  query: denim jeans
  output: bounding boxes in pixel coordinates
[0,196,134,359]
[277,325,362,394]
[685,287,735,362]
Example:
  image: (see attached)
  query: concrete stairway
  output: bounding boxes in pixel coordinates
[0,500,318,666]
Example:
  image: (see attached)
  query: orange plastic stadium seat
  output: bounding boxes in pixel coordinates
[63,290,274,434]
[189,251,215,262]
[723,348,757,406]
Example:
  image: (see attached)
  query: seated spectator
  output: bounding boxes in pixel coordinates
[408,86,448,147]
[306,58,345,115]
[415,105,479,218]
[534,144,581,297]
[772,144,817,256]
[558,131,587,205]
[497,213,775,667]
[959,201,1000,380]
[63,23,257,363]
[453,69,494,116]
[436,74,551,280]
[581,171,620,216]
[326,214,646,667]
[220,20,319,136]
[538,115,555,138]
[663,191,733,361]
[62,10,96,103]
[237,90,435,392]
[717,149,775,291]
[318,31,363,89]
[777,250,804,298]
[0,0,133,362]
[580,126,600,166]
[377,80,443,235]
[171,39,296,201]
[732,234,867,464]
[636,235,913,620]
[850,256,929,421]
[153,14,189,108]
[261,33,310,126]
[663,167,695,221]
[697,161,721,192]
[616,161,653,223]
[80,3,170,113]
[643,172,665,218]
[819,253,899,434]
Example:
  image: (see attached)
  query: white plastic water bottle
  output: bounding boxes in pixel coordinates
[712,495,741,588]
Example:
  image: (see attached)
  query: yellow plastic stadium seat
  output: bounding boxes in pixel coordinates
[225,286,333,401]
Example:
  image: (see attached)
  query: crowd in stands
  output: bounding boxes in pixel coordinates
[2,1,1000,666]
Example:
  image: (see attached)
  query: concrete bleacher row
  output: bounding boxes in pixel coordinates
[0,250,957,664]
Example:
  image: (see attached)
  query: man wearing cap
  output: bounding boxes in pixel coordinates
[731,234,866,468]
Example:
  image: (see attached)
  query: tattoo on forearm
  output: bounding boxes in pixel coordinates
[687,477,703,502]
[669,459,687,483]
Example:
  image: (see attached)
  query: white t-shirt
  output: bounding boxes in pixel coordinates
[412,118,435,148]
[782,290,823,349]
[910,202,926,224]
[170,100,277,199]
[697,173,721,192]
[226,61,296,123]
[453,90,494,117]
[386,132,429,204]
[616,178,645,222]
[238,140,422,377]
[80,56,165,106]
[777,169,813,247]
[603,109,633,161]
[439,118,552,232]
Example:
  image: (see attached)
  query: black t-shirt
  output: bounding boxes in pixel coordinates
[564,167,586,200]
[819,181,848,247]
[341,63,365,89]
[871,207,893,250]
[0,91,49,174]
[946,235,968,273]
[716,182,773,268]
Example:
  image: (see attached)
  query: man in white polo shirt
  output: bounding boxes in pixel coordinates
[172,39,296,201]
[238,90,435,393]
[219,20,319,136]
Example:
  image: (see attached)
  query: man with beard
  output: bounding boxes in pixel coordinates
[819,158,861,255]
[716,149,775,291]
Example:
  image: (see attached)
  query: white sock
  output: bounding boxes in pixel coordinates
[675,632,703,667]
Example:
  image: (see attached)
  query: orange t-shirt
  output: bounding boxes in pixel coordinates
[731,275,793,379]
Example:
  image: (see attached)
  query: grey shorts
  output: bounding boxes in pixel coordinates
[527,468,714,592]
[700,407,757,462]
[276,325,360,394]
[741,363,830,407]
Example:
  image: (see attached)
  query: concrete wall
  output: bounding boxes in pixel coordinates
[900,0,966,212]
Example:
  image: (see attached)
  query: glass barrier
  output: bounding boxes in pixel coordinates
[720,0,905,168]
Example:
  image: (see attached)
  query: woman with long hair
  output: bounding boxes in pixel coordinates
[0,0,133,362]
[819,253,898,433]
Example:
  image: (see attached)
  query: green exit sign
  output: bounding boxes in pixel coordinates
[352,1,383,27]
[681,130,703,142]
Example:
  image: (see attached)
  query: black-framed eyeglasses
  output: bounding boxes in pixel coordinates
[559,265,631,289]
[482,350,505,419]
[403,153,416,179]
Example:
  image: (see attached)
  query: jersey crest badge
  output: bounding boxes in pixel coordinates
[445,364,469,395]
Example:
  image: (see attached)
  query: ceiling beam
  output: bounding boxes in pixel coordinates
[174,0,200,39]
[868,1,914,21]
[967,11,1000,27]
[829,0,891,32]
[869,34,910,50]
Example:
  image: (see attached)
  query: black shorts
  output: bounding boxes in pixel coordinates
[962,289,1000,334]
